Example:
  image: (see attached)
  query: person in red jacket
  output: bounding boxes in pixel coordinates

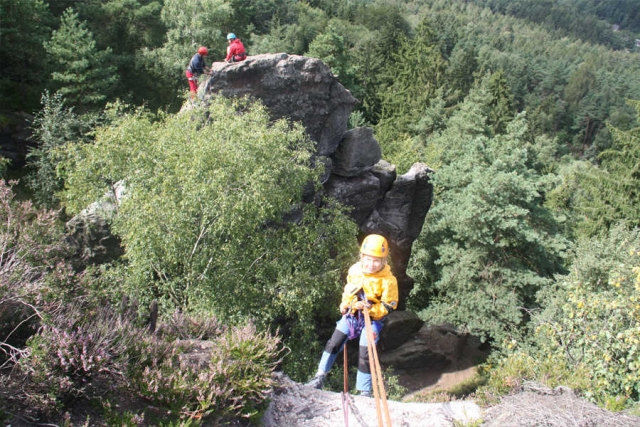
[225,33,247,63]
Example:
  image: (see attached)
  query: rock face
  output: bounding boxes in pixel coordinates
[71,53,433,306]
[205,53,434,307]
[207,53,357,157]
[262,372,483,427]
[66,182,126,264]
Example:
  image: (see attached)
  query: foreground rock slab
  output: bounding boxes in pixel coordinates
[262,373,482,427]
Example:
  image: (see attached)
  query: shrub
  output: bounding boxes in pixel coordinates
[17,305,147,415]
[0,179,73,367]
[60,97,357,381]
[481,225,640,410]
[155,310,225,341]
[131,322,282,424]
[26,91,92,209]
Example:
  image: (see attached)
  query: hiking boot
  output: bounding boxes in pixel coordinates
[306,374,326,389]
[359,390,372,397]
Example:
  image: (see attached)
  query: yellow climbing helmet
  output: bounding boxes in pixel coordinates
[360,234,388,258]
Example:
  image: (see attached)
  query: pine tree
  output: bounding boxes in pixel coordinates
[570,100,640,236]
[408,86,568,341]
[43,8,118,111]
[378,20,447,131]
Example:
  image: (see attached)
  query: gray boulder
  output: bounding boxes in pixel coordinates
[379,323,472,371]
[379,310,425,351]
[330,127,381,177]
[66,182,126,264]
[206,53,357,157]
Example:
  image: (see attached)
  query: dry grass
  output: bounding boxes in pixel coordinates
[482,382,640,427]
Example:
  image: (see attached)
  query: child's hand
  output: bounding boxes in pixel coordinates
[353,301,371,311]
[339,302,349,314]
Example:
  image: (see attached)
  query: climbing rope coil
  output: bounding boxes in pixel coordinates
[342,306,393,427]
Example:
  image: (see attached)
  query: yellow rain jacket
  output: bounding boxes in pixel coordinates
[341,262,398,320]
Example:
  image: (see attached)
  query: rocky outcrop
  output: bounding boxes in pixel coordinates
[72,53,432,306]
[379,323,474,371]
[263,372,483,427]
[66,182,126,264]
[207,53,357,157]
[204,53,434,306]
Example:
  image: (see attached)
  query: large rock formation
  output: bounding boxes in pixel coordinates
[204,53,434,306]
[71,53,432,306]
[207,53,356,157]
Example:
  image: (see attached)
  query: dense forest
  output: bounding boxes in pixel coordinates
[1,0,639,425]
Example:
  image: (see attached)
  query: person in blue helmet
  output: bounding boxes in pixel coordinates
[225,33,247,62]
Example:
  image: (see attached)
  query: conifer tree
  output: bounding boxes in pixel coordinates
[378,19,447,134]
[569,100,640,236]
[408,86,568,342]
[44,8,118,111]
[0,0,55,111]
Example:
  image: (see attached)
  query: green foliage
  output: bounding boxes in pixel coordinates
[0,0,55,112]
[73,0,168,109]
[251,2,328,55]
[382,366,408,401]
[145,0,231,84]
[469,0,628,49]
[485,71,515,135]
[131,322,282,423]
[376,18,447,146]
[0,156,9,178]
[536,225,640,405]
[306,25,355,88]
[484,224,640,409]
[478,350,591,404]
[408,89,568,342]
[550,100,640,238]
[61,96,357,380]
[26,91,91,208]
[43,8,119,111]
[0,180,73,372]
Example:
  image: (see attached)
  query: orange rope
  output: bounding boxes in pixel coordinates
[363,307,392,427]
[342,342,349,427]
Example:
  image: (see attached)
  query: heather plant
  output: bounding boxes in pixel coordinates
[0,180,73,369]
[18,305,147,415]
[131,322,282,424]
[155,310,225,341]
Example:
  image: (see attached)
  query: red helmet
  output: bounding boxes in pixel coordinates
[197,46,208,56]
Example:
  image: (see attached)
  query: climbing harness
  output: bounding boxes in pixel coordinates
[346,311,365,340]
[340,285,392,427]
[363,306,392,427]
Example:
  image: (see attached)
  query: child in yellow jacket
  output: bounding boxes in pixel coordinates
[307,234,398,396]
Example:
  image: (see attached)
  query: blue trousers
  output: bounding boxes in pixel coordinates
[316,314,383,392]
